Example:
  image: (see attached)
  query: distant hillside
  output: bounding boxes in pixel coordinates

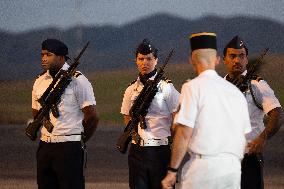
[1,13,284,80]
[1,54,284,124]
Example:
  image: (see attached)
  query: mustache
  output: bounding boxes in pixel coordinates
[232,63,242,68]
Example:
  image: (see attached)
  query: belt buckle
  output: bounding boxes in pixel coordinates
[153,139,161,146]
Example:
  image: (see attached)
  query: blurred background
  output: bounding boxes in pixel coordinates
[0,1,283,188]
[0,0,283,125]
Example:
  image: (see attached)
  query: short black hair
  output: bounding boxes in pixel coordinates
[135,39,158,58]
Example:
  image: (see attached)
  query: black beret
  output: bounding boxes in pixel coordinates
[190,32,217,51]
[42,39,69,57]
[223,35,248,56]
[135,39,158,57]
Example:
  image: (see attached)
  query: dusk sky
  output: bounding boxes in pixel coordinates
[1,0,284,33]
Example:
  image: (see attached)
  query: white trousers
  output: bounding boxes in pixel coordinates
[179,155,241,189]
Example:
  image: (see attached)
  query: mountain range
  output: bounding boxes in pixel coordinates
[1,13,284,80]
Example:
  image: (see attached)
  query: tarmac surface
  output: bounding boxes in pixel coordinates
[0,124,284,189]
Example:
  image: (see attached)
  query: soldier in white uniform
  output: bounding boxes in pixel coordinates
[32,39,99,189]
[162,32,252,189]
[121,39,180,189]
[223,36,283,189]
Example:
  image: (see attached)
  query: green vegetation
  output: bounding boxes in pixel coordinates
[0,54,283,125]
[88,64,195,125]
[0,80,32,124]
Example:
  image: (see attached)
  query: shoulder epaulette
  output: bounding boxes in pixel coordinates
[36,71,47,79]
[184,79,191,84]
[73,71,82,78]
[251,75,263,82]
[161,77,172,83]
[128,79,137,87]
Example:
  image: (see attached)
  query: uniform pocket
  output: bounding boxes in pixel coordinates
[60,88,76,113]
[148,92,166,114]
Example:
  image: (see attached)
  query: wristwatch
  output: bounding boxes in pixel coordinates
[167,166,178,173]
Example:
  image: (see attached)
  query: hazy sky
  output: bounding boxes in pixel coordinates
[1,0,284,33]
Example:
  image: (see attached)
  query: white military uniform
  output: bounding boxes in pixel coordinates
[175,70,251,189]
[121,73,180,189]
[121,74,180,142]
[32,63,96,142]
[225,71,281,146]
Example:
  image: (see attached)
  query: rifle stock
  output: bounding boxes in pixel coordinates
[25,119,42,141]
[116,120,134,153]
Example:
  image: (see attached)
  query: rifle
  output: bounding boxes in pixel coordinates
[25,41,90,141]
[116,50,174,154]
[231,48,269,92]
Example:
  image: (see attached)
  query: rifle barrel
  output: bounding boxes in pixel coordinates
[73,41,90,62]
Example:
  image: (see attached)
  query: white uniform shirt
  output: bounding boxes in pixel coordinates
[32,63,96,137]
[225,71,281,143]
[121,75,180,140]
[175,70,251,159]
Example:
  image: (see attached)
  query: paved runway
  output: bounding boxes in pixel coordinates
[0,124,284,189]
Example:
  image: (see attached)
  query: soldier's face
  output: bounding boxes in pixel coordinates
[41,50,61,71]
[223,48,248,76]
[136,53,157,75]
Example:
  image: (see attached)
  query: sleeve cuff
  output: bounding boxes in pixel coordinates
[81,101,96,109]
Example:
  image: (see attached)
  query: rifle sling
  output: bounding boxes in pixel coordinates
[248,81,263,110]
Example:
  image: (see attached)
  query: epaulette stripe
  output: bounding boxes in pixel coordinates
[128,79,137,87]
[251,75,263,82]
[184,79,190,84]
[161,77,172,83]
[36,71,47,78]
[73,71,82,78]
